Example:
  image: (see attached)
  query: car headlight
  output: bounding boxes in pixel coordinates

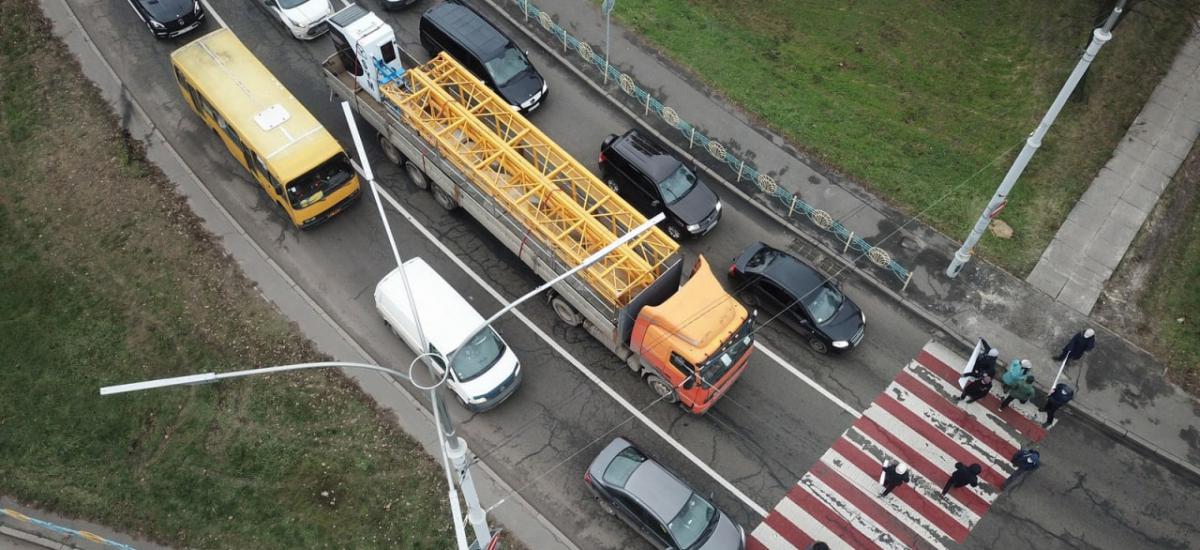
[861,311,866,324]
[150,18,166,28]
[687,223,702,233]
[832,340,850,348]
[467,395,487,404]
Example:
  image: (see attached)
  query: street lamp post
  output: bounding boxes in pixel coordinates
[601,0,615,84]
[945,0,1127,278]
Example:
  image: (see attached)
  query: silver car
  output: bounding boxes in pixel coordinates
[585,438,745,549]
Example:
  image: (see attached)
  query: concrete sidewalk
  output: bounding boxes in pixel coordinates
[2,497,171,550]
[1029,34,1200,314]
[492,0,1200,478]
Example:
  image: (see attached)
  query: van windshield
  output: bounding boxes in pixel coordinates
[285,153,354,210]
[450,328,507,381]
[484,48,531,87]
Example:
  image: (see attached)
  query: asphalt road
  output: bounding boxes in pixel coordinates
[66,0,1200,548]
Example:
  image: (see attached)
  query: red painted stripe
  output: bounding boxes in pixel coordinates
[832,432,974,541]
[762,509,812,549]
[788,487,883,550]
[746,535,771,550]
[916,350,1047,442]
[873,394,1008,488]
[808,462,923,549]
[850,416,990,517]
[895,370,1020,460]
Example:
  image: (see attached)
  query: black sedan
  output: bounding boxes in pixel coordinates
[126,0,205,39]
[728,242,865,354]
[585,437,745,549]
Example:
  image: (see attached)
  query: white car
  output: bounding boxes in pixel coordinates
[260,0,333,40]
[375,258,522,411]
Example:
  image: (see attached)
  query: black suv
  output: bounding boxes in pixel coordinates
[419,1,547,113]
[728,242,865,354]
[126,0,205,38]
[599,129,721,240]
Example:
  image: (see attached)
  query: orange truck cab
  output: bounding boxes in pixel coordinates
[630,257,755,414]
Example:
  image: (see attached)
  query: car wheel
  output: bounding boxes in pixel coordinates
[665,224,683,240]
[432,185,457,211]
[405,160,430,191]
[551,295,583,327]
[740,290,759,307]
[645,374,679,404]
[605,178,619,193]
[380,133,403,165]
[808,338,829,355]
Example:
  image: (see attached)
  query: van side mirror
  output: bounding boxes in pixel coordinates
[682,377,695,390]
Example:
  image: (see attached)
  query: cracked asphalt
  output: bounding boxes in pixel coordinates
[61,0,1200,547]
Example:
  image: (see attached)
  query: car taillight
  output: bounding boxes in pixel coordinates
[584,470,593,485]
[728,263,737,276]
[598,151,606,164]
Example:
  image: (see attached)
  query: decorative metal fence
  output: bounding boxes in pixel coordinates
[501,0,914,289]
[2,508,138,550]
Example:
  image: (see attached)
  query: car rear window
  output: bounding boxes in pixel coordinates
[602,446,647,488]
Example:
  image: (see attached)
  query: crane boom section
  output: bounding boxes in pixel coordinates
[380,53,676,306]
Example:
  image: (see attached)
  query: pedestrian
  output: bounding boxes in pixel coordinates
[999,375,1035,410]
[969,347,1000,379]
[941,462,981,497]
[955,373,993,404]
[1052,328,1096,363]
[1001,359,1033,390]
[1040,383,1075,427]
[806,543,830,550]
[878,459,910,498]
[1003,448,1040,490]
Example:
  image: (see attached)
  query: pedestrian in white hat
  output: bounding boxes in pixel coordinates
[879,459,911,498]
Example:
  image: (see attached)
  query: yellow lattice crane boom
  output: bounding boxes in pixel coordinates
[381,53,679,307]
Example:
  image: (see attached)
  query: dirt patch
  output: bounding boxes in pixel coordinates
[1094,139,1200,395]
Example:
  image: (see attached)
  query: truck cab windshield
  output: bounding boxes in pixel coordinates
[699,317,754,386]
[286,154,354,210]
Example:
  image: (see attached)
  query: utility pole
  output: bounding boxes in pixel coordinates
[946,0,1127,278]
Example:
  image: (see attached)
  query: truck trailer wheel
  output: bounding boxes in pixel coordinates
[550,295,582,326]
[404,160,430,191]
[432,185,457,211]
[379,133,402,165]
[645,374,679,404]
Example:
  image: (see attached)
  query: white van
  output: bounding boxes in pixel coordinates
[375,258,522,411]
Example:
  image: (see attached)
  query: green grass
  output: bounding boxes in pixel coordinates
[610,0,1191,273]
[1142,190,1200,389]
[0,1,457,547]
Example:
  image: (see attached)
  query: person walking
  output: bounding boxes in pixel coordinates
[1052,328,1096,363]
[1003,448,1040,490]
[1001,359,1033,390]
[955,374,993,404]
[941,462,981,497]
[1040,383,1075,427]
[999,375,1035,410]
[878,459,910,498]
[969,347,1000,379]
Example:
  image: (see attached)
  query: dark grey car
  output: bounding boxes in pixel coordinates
[585,437,745,549]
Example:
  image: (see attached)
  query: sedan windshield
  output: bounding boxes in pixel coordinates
[804,284,845,324]
[449,329,506,381]
[668,493,717,549]
[286,154,354,210]
[484,48,532,88]
[277,0,314,9]
[657,166,697,204]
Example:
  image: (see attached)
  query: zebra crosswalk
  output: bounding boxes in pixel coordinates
[749,341,1047,550]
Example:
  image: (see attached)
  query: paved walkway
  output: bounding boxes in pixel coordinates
[1,498,170,550]
[1028,32,1200,314]
[490,0,1200,477]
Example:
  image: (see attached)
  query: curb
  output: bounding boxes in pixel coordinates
[38,0,579,548]
[0,525,69,549]
[479,0,1200,484]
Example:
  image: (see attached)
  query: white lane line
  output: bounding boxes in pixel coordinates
[199,0,226,29]
[757,343,861,418]
[372,186,770,517]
